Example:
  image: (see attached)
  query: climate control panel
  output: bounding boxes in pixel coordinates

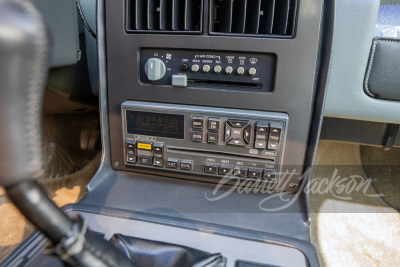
[122,101,288,188]
[140,48,276,92]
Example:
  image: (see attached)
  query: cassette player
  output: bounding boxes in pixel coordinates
[122,101,288,186]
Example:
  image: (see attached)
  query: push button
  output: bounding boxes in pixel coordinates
[233,167,247,177]
[166,159,179,169]
[218,165,232,175]
[224,124,232,141]
[228,120,249,128]
[268,126,281,150]
[263,170,278,184]
[225,119,250,146]
[204,163,218,174]
[126,140,136,163]
[180,160,193,170]
[248,168,262,179]
[137,155,153,165]
[153,143,163,167]
[228,139,245,146]
[192,131,203,142]
[207,133,218,144]
[208,117,220,131]
[243,125,251,144]
[254,122,269,149]
[137,142,152,151]
[192,116,204,129]
[263,170,276,180]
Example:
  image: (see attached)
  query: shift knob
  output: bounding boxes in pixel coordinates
[145,58,166,81]
[0,0,49,186]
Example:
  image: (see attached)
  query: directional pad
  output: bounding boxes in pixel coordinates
[224,119,250,146]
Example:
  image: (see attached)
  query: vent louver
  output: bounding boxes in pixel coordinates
[210,0,297,37]
[126,0,203,34]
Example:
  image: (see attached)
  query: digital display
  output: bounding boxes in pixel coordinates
[126,110,185,139]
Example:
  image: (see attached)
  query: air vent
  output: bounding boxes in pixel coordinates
[210,0,297,37]
[126,0,203,33]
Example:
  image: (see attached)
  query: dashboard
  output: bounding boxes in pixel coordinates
[105,0,324,192]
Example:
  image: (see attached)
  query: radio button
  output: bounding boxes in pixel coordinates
[137,155,153,165]
[180,160,193,170]
[204,163,218,173]
[255,122,269,135]
[207,133,218,144]
[126,140,136,163]
[153,143,163,156]
[137,142,153,151]
[254,141,267,149]
[191,131,203,142]
[154,159,163,167]
[228,139,245,146]
[153,143,163,167]
[243,125,251,144]
[208,117,220,131]
[228,120,249,128]
[192,116,204,129]
[218,165,232,175]
[268,140,279,150]
[224,124,232,141]
[233,166,247,177]
[263,170,276,180]
[254,122,269,149]
[166,159,179,169]
[248,168,262,179]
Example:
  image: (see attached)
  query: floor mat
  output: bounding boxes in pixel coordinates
[360,145,400,211]
[310,141,400,267]
[0,153,101,262]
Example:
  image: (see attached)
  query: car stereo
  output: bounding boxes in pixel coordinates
[122,101,288,186]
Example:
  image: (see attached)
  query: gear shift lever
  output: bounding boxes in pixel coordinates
[0,1,134,266]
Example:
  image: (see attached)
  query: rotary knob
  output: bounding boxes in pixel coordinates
[144,58,166,81]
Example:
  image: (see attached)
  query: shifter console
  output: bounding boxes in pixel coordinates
[122,101,288,185]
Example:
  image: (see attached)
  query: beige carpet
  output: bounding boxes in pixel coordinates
[0,153,101,262]
[311,141,400,267]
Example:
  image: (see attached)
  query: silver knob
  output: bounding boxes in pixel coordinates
[144,58,166,81]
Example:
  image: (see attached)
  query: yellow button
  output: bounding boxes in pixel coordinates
[137,143,152,150]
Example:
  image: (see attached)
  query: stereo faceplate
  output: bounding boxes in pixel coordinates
[122,101,288,187]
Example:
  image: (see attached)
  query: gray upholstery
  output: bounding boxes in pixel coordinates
[324,0,400,123]
[30,0,79,67]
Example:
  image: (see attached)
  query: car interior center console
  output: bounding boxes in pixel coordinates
[4,0,331,266]
[106,0,324,193]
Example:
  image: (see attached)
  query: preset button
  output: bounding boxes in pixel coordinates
[218,165,232,175]
[180,160,193,170]
[192,116,204,129]
[192,131,203,142]
[166,159,179,169]
[204,163,218,173]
